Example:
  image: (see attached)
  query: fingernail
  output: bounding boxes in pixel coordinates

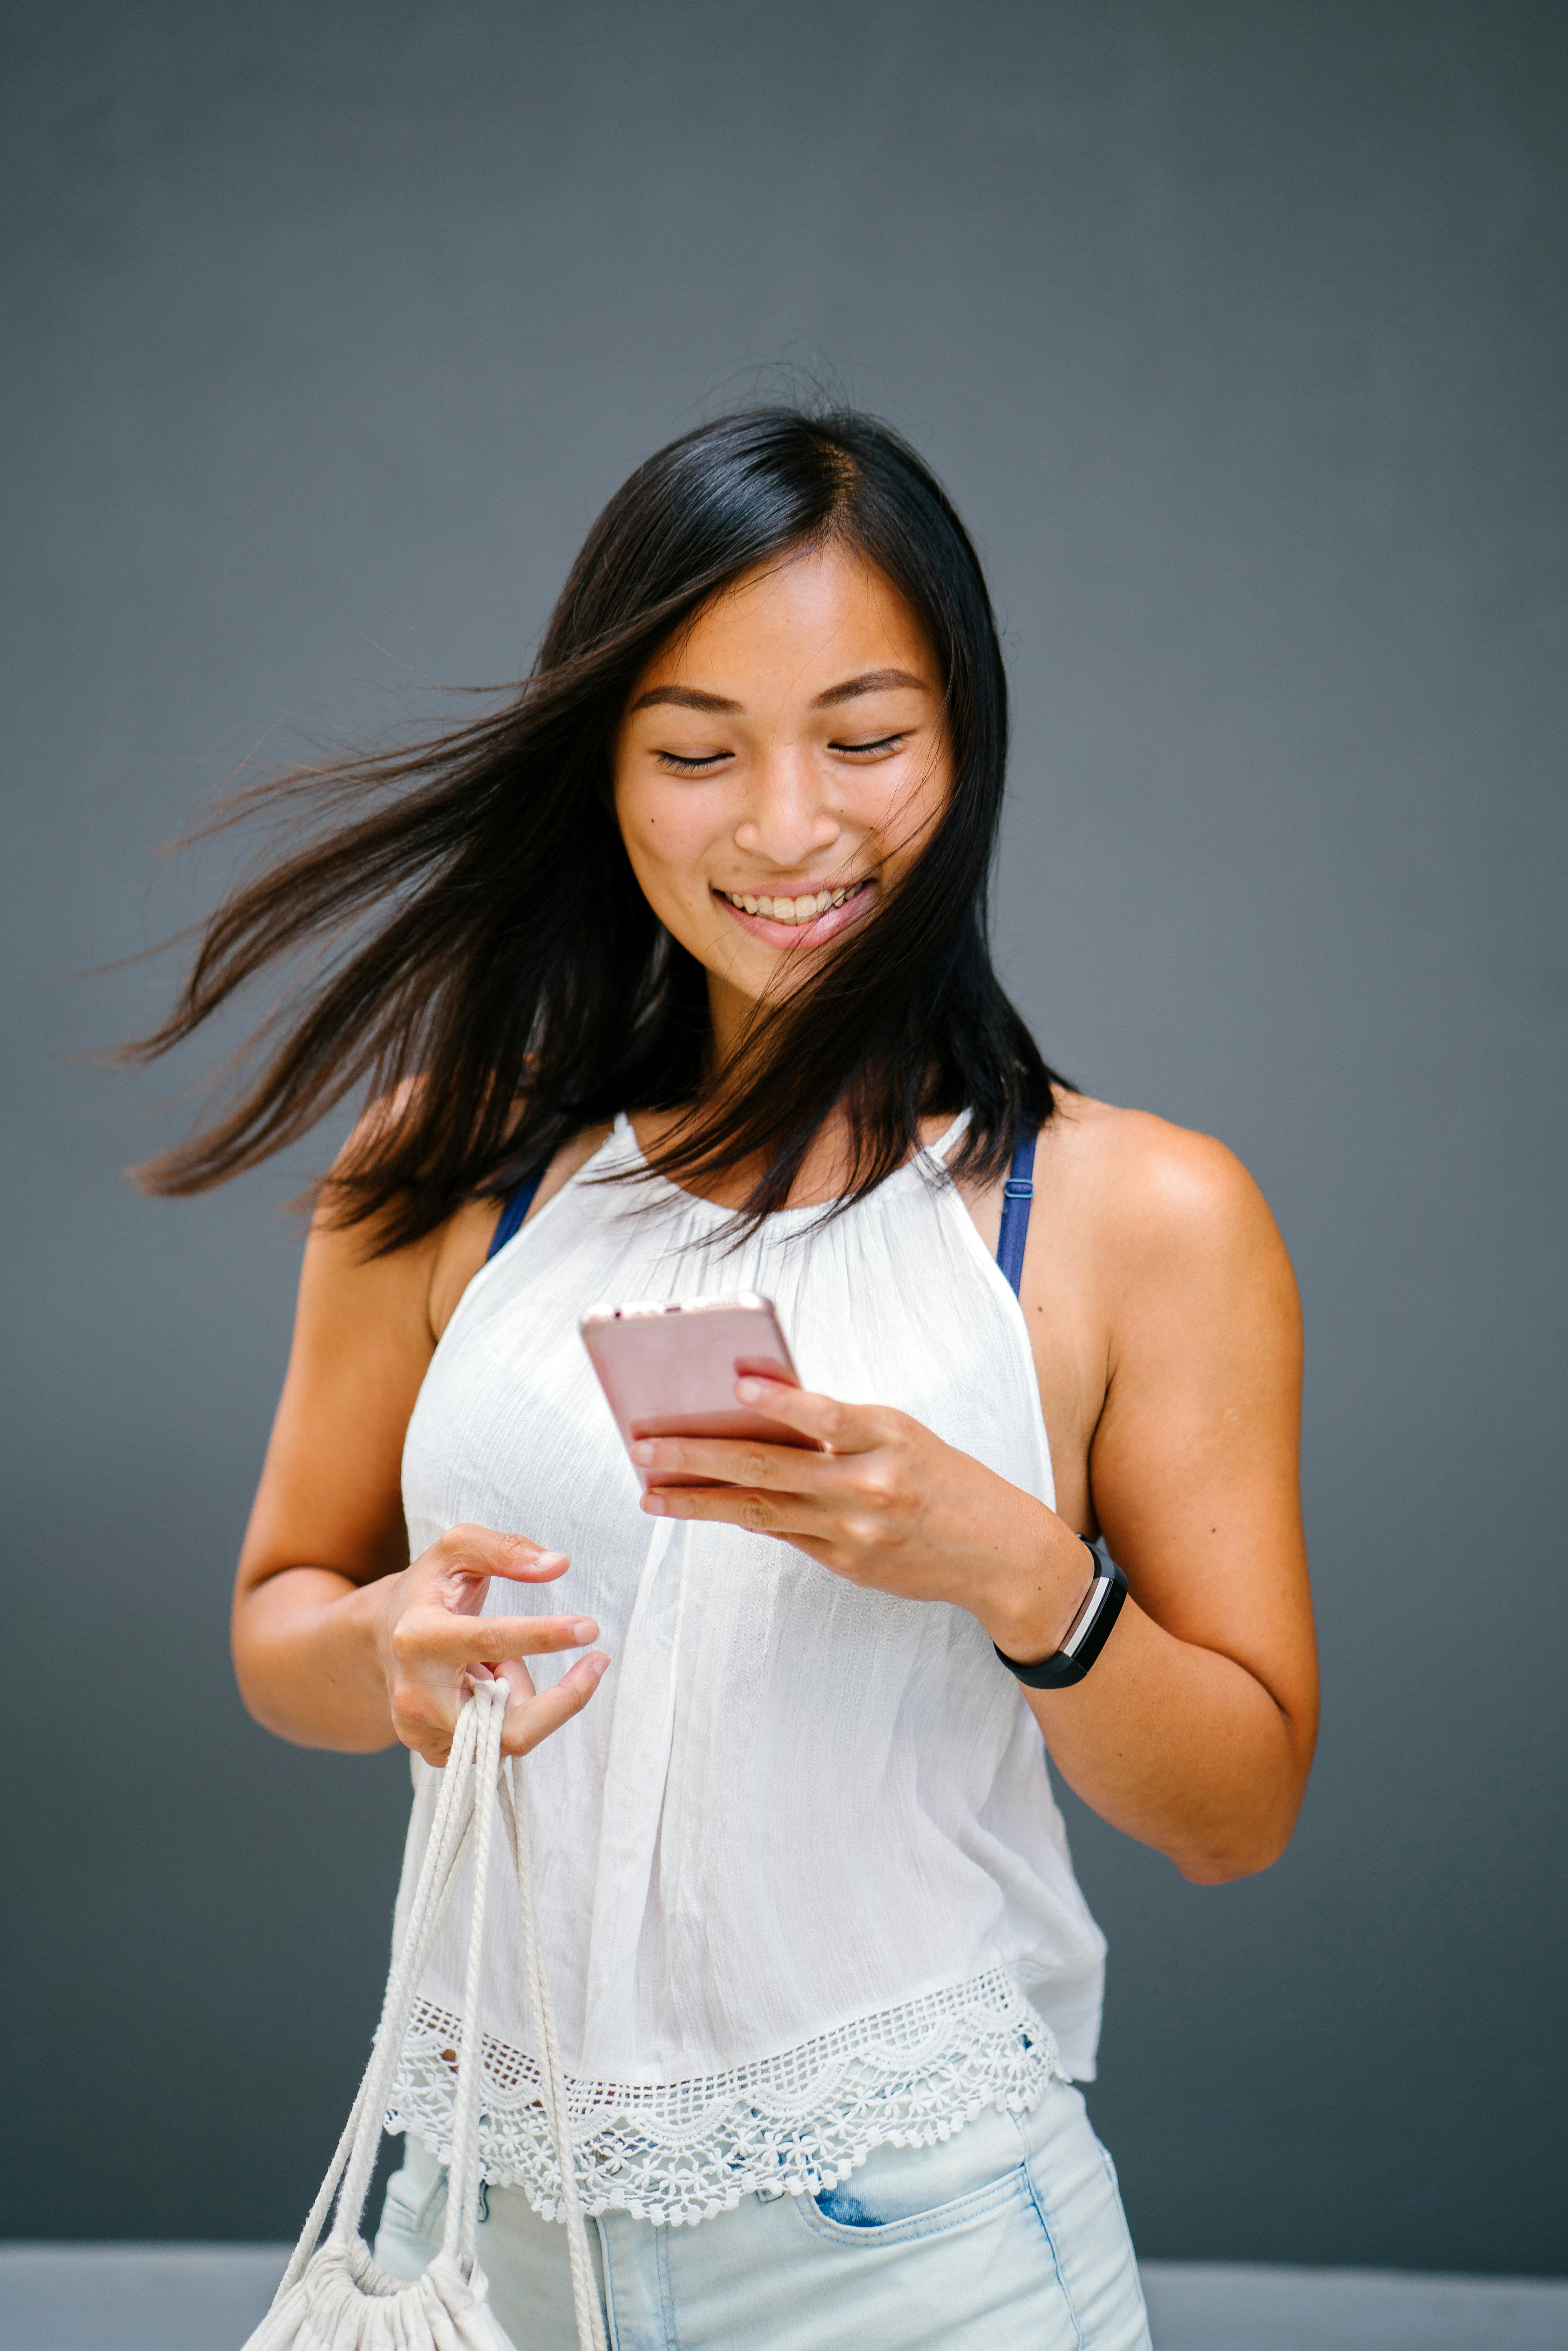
[571,1618,598,1642]
[642,1492,666,1514]
[735,1378,764,1400]
[588,1654,609,1678]
[534,1549,567,1566]
[629,1441,654,1465]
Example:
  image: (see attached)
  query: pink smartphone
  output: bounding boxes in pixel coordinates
[580,1294,819,1490]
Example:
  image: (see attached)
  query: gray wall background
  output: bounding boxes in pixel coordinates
[3,0,1564,2277]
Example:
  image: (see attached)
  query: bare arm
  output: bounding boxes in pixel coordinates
[622,1108,1317,1884]
[1007,1114,1316,1882]
[233,1168,607,1764]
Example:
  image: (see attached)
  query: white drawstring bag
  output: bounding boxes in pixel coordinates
[245,1679,607,2351]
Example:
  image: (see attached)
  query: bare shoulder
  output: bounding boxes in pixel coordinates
[1050,1091,1274,1222]
[294,1097,445,1353]
[311,1086,615,1341]
[1041,1092,1296,1304]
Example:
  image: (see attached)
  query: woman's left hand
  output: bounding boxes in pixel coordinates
[632,1377,1088,1659]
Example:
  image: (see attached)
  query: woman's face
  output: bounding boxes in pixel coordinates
[614,541,950,1053]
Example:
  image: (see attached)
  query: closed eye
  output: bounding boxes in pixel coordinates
[656,748,731,773]
[656,731,906,773]
[831,733,906,757]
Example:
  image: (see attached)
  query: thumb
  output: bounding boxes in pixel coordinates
[487,1540,571,1585]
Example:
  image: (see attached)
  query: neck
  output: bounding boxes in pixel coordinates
[642,975,950,1211]
[704,968,755,1075]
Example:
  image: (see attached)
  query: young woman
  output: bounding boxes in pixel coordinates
[136,410,1316,2349]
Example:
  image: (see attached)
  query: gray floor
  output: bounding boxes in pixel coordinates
[1,2244,1565,2349]
[1139,2262,1568,2348]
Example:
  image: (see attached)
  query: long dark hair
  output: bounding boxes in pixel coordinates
[128,407,1061,1249]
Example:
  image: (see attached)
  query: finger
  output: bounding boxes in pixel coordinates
[435,1526,572,1585]
[486,1546,571,1586]
[395,1608,600,1667]
[629,1434,839,1491]
[730,1378,868,1453]
[390,1696,460,1769]
[501,1653,609,1758]
[490,1657,538,1707]
[640,1484,830,1538]
[394,1636,598,1764]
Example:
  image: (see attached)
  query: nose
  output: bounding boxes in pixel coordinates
[732,749,842,870]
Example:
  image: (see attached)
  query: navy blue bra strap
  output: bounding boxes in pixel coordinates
[995,1128,1037,1298]
[486,1166,547,1263]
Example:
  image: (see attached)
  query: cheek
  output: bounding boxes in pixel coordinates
[855,756,950,862]
[616,784,716,909]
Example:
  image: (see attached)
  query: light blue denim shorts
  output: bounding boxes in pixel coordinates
[375,2074,1151,2349]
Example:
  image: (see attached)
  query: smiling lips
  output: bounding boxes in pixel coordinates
[717,878,870,927]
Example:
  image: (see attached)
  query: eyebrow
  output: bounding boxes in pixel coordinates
[814,667,931,708]
[629,685,742,714]
[630,667,931,717]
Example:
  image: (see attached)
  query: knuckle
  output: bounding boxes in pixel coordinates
[740,1449,768,1485]
[741,1495,775,1532]
[397,1709,444,1757]
[436,1521,506,1573]
[392,1605,448,1659]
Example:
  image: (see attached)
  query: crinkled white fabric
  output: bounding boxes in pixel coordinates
[246,2238,516,2351]
[391,1115,1107,2220]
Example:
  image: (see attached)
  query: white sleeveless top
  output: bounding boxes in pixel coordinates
[386,1113,1106,2226]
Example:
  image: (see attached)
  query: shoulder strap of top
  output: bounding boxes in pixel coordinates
[995,1129,1038,1299]
[486,1166,547,1263]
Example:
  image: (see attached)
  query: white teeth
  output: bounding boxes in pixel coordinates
[723,883,863,923]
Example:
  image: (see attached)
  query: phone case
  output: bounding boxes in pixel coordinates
[580,1294,817,1489]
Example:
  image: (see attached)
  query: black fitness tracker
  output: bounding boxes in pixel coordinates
[993,1537,1128,1690]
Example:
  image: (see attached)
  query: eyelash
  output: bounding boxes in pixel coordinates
[656,733,906,774]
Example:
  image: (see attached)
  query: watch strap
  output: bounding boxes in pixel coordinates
[993,1537,1128,1690]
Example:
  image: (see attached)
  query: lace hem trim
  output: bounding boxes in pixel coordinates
[384,1967,1065,2228]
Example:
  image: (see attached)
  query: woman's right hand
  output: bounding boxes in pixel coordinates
[372,1523,608,1766]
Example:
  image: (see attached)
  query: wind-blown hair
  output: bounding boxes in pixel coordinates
[128,407,1061,1248]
